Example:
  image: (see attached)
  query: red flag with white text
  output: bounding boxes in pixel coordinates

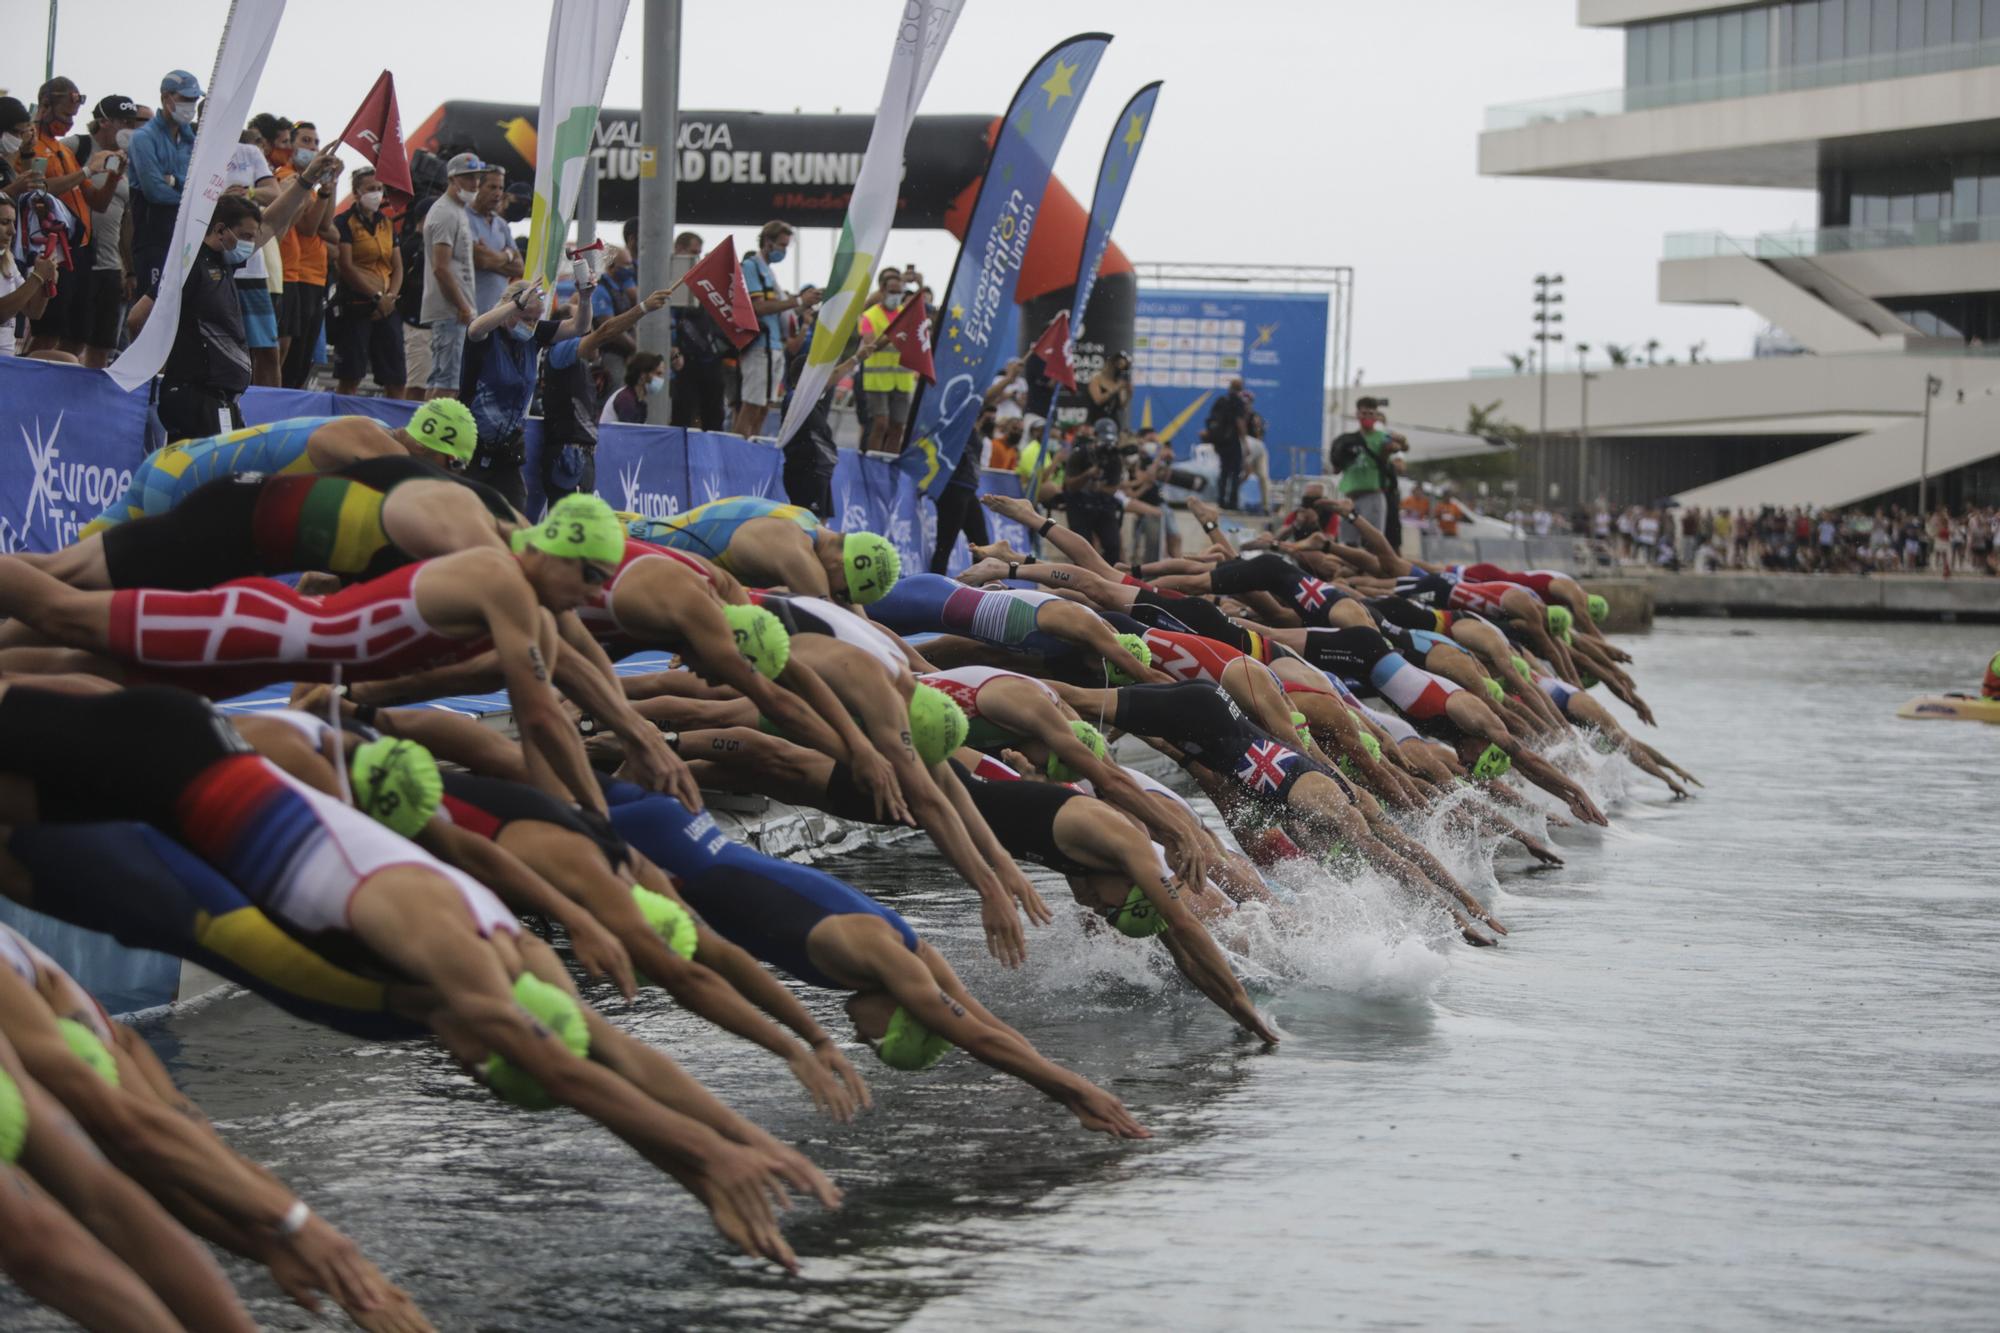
[336,70,412,196]
[684,236,759,350]
[1029,310,1076,389]
[881,291,936,383]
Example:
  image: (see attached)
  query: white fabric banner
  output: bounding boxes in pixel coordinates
[775,0,963,448]
[523,0,631,289]
[108,0,288,392]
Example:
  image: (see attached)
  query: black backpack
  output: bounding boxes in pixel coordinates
[395,192,438,325]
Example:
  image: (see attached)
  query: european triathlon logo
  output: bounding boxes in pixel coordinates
[616,459,679,520]
[6,412,133,553]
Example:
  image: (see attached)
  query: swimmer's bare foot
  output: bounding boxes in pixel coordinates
[980,492,1039,525]
[968,539,1024,564]
[958,557,1012,586]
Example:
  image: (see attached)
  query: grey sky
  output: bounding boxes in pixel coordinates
[16,0,1814,387]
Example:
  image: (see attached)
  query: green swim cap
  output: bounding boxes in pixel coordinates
[722,603,790,679]
[875,1005,952,1071]
[1579,669,1601,690]
[1108,884,1169,939]
[1046,719,1108,782]
[1547,605,1574,643]
[511,494,626,565]
[1104,633,1153,686]
[56,1018,119,1086]
[631,885,698,965]
[1472,743,1513,780]
[1510,654,1533,682]
[1357,730,1383,762]
[349,737,444,838]
[1587,593,1609,621]
[1482,676,1506,704]
[405,399,478,462]
[841,531,901,605]
[908,684,969,765]
[0,1068,24,1164]
[1285,710,1312,751]
[484,973,592,1111]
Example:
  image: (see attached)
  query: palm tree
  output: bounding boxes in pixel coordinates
[1605,343,1631,368]
[1644,338,1661,366]
[1688,339,1707,364]
[1505,351,1525,373]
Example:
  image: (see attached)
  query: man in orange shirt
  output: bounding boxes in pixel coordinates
[275,120,338,387]
[24,76,121,358]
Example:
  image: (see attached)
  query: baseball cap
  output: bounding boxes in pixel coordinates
[94,95,141,122]
[446,151,493,178]
[161,70,204,99]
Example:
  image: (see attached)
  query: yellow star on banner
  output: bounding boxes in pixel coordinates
[1041,58,1080,109]
[950,303,965,321]
[1123,112,1147,153]
[949,325,959,339]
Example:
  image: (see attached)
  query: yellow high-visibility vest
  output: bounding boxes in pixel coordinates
[859,303,915,394]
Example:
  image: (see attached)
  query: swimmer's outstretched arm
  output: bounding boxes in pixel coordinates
[554,613,703,809]
[980,491,1122,580]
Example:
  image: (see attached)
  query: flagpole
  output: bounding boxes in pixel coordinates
[637,0,682,421]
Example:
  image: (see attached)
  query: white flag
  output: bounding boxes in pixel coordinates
[774,0,963,449]
[523,0,630,289]
[108,0,288,392]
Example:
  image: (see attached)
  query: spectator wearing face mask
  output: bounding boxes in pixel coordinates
[224,124,284,386]
[124,70,202,299]
[23,76,116,359]
[329,166,405,395]
[856,268,916,455]
[603,352,667,424]
[667,231,730,430]
[420,153,489,400]
[589,231,639,392]
[540,273,675,503]
[70,96,142,369]
[733,219,819,437]
[0,97,35,196]
[1327,396,1406,542]
[276,120,338,387]
[157,151,338,440]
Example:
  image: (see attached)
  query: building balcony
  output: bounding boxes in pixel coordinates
[1666,214,2000,257]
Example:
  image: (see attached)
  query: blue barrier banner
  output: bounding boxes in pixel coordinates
[599,424,688,521]
[1133,287,1329,477]
[687,431,783,509]
[834,451,925,575]
[0,359,152,553]
[240,388,337,423]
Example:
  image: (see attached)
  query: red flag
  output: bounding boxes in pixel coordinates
[1029,310,1076,389]
[337,71,412,196]
[684,236,759,350]
[879,291,936,383]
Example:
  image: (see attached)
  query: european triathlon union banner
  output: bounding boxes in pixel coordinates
[1071,81,1161,343]
[0,359,151,553]
[901,32,1111,499]
[1131,287,1329,479]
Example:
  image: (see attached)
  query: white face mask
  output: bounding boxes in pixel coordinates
[115,127,134,150]
[358,190,384,211]
[170,99,197,126]
[0,133,20,157]
[647,374,666,394]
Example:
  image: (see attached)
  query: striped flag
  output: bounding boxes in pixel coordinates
[522,0,630,290]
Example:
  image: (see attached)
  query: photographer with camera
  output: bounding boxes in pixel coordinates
[1328,396,1408,543]
[1129,428,1181,563]
[1084,350,1133,430]
[1063,417,1140,564]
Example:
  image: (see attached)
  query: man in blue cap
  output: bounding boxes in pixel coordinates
[420,150,491,400]
[126,69,201,299]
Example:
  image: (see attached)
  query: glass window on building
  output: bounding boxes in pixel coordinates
[1672,16,1697,79]
[1983,170,2000,214]
[1722,9,1748,74]
[1876,0,1903,51]
[1928,0,1955,44]
[1957,0,1983,41]
[1748,5,1772,69]
[1849,0,1874,56]
[1987,0,2000,40]
[1698,13,1723,76]
[1900,0,1927,49]
[1650,19,1672,83]
[1796,0,1821,63]
[1822,0,1847,57]
[1628,25,1647,86]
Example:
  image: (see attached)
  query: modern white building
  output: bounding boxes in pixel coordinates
[1368,0,2000,512]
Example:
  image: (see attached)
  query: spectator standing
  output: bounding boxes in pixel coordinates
[125,71,201,298]
[668,231,729,429]
[856,269,915,454]
[587,239,639,395]
[277,120,337,387]
[539,279,674,503]
[991,358,1028,424]
[462,279,568,509]
[0,98,34,195]
[329,166,405,395]
[420,153,487,399]
[602,351,667,424]
[157,153,338,440]
[24,76,109,358]
[733,219,819,437]
[1130,430,1178,562]
[1204,377,1252,510]
[930,401,995,573]
[1239,390,1271,516]
[222,129,281,386]
[0,198,57,354]
[468,169,522,314]
[986,417,1023,473]
[1083,350,1133,430]
[68,96,140,368]
[781,313,875,519]
[1327,395,1402,539]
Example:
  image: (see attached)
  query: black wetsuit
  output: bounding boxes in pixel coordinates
[1293,626,1398,684]
[1205,552,1349,628]
[950,761,1094,876]
[440,771,630,870]
[0,686,246,829]
[1111,681,1315,802]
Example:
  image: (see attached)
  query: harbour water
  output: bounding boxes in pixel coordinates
[6,618,1998,1330]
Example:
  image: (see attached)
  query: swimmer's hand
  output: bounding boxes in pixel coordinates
[787,1045,859,1122]
[1567,792,1610,827]
[1065,1082,1151,1139]
[812,1037,872,1115]
[622,724,705,812]
[277,1212,388,1315]
[980,894,1029,969]
[350,1287,437,1333]
[999,861,1053,928]
[567,913,639,1001]
[694,1145,801,1273]
[851,742,914,827]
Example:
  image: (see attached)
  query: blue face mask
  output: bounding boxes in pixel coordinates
[291,146,314,170]
[768,245,788,264]
[508,321,535,341]
[227,238,257,266]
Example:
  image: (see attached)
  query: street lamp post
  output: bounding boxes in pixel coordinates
[1919,374,1942,513]
[1579,368,1597,507]
[1533,274,1564,503]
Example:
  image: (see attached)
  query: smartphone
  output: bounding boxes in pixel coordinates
[28,156,46,179]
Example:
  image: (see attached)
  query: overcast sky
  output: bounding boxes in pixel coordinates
[15,0,1815,386]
